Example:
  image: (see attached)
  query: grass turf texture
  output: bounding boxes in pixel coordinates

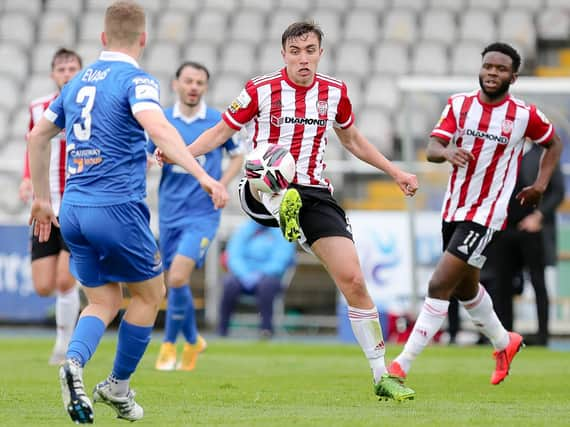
[0,337,567,426]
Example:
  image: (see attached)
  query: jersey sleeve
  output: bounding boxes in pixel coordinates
[430,98,457,142]
[45,94,66,129]
[222,80,259,130]
[334,82,354,129]
[524,105,554,145]
[127,72,163,115]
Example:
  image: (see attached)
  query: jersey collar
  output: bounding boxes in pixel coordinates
[172,101,207,124]
[99,50,140,68]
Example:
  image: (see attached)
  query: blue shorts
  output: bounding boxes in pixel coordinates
[159,216,219,270]
[60,200,163,286]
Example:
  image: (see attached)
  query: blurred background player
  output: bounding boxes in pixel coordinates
[28,1,227,423]
[19,48,82,365]
[159,21,418,402]
[149,61,243,371]
[218,219,296,339]
[388,42,563,386]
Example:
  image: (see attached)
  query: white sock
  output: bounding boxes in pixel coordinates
[348,305,386,383]
[459,284,509,351]
[55,286,80,352]
[396,297,449,373]
[108,375,130,397]
[260,191,284,222]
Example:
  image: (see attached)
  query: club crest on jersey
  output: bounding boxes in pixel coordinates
[501,119,514,135]
[316,100,328,116]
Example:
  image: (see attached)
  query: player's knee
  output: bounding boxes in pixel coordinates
[55,276,76,293]
[34,282,53,297]
[167,271,187,288]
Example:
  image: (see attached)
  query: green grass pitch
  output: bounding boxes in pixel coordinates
[0,336,568,426]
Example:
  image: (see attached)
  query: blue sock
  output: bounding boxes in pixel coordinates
[66,316,106,367]
[181,286,198,344]
[164,286,190,343]
[112,319,153,380]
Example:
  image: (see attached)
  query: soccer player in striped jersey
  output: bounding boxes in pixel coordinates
[159,21,418,402]
[388,42,563,385]
[28,1,227,423]
[149,62,244,372]
[19,48,82,366]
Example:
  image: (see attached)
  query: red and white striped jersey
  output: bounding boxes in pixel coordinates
[431,90,554,230]
[222,68,354,189]
[23,93,66,215]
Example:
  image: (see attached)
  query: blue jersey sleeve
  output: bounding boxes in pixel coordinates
[222,133,244,157]
[46,92,65,129]
[127,73,163,115]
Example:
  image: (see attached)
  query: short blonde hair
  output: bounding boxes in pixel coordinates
[104,1,146,47]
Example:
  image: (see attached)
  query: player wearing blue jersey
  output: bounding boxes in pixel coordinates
[149,61,244,372]
[28,2,227,424]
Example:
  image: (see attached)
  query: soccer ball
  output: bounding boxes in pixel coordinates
[245,144,295,193]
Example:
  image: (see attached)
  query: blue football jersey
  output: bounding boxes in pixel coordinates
[147,102,242,227]
[46,51,163,206]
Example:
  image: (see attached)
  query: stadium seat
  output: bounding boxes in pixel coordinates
[395,108,432,146]
[155,11,190,44]
[45,0,84,17]
[427,0,467,13]
[240,0,274,12]
[391,0,428,11]
[459,9,497,44]
[30,42,61,74]
[2,0,42,17]
[420,9,457,46]
[143,42,181,76]
[0,171,24,214]
[536,9,570,42]
[201,0,239,13]
[228,9,266,44]
[505,0,545,12]
[411,42,449,75]
[190,10,228,44]
[24,74,56,105]
[209,73,247,112]
[335,72,363,109]
[317,48,335,76]
[0,76,19,112]
[372,42,411,75]
[450,42,484,75]
[0,13,35,50]
[153,73,174,106]
[266,9,304,44]
[0,140,26,175]
[466,0,505,11]
[305,9,342,44]
[275,0,310,14]
[183,42,219,72]
[315,0,348,12]
[0,44,28,84]
[8,106,29,142]
[219,42,257,76]
[166,0,201,13]
[545,0,570,9]
[78,10,106,43]
[363,75,402,113]
[382,8,418,45]
[343,10,380,44]
[498,10,537,61]
[352,0,390,11]
[76,41,102,66]
[38,11,76,46]
[0,110,8,143]
[356,108,394,158]
[335,43,371,78]
[258,45,285,74]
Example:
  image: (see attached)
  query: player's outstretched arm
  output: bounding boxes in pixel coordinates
[28,117,61,241]
[334,125,418,197]
[189,121,237,157]
[136,109,229,209]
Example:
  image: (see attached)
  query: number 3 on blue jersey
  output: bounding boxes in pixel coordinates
[73,86,96,141]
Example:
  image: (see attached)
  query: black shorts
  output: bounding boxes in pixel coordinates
[442,221,497,269]
[238,179,353,247]
[30,222,69,261]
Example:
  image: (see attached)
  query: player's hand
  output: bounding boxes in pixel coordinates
[198,175,229,209]
[444,146,475,167]
[515,185,543,208]
[18,178,33,202]
[28,199,59,243]
[395,172,419,197]
[518,210,543,232]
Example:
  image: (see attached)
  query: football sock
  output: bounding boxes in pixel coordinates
[55,285,80,353]
[66,315,106,367]
[348,305,387,383]
[181,285,198,345]
[397,297,449,373]
[106,375,130,397]
[459,284,509,350]
[112,319,153,382]
[164,286,190,343]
